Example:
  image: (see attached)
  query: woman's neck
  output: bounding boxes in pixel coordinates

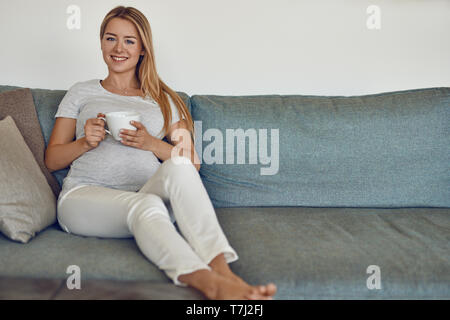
[102,74,140,90]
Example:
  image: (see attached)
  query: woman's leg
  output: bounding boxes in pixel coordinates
[57,184,274,299]
[139,156,276,297]
[139,156,238,266]
[57,185,211,286]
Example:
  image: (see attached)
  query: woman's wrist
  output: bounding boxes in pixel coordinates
[144,134,160,152]
[80,136,94,152]
[149,137,175,161]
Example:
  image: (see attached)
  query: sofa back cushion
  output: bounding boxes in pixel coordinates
[0,85,69,189]
[0,85,192,190]
[191,88,450,208]
[0,88,61,197]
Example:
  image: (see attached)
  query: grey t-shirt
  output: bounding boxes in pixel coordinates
[54,79,181,203]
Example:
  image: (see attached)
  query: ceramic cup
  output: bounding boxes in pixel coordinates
[97,111,142,141]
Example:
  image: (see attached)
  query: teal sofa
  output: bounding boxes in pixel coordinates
[0,84,449,299]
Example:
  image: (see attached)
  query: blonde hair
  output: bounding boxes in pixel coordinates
[100,6,195,141]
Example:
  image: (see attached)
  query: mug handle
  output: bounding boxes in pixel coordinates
[97,116,112,136]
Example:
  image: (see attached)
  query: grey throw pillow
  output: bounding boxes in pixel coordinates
[0,88,61,197]
[0,116,56,243]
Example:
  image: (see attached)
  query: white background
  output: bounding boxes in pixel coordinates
[0,0,449,96]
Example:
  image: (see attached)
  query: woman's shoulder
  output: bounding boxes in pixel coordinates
[66,79,102,95]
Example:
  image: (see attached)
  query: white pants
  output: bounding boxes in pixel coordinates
[57,156,238,286]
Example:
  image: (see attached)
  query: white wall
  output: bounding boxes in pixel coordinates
[0,0,449,96]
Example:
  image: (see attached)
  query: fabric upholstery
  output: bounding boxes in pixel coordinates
[0,206,448,299]
[191,88,450,208]
[0,83,448,299]
[0,88,60,197]
[0,84,191,191]
[0,116,56,243]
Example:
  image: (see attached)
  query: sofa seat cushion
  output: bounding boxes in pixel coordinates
[1,207,448,299]
[220,207,450,299]
[0,224,167,283]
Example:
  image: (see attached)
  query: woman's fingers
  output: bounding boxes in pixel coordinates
[87,127,105,135]
[87,128,106,139]
[119,129,137,136]
[121,134,137,142]
[130,120,144,129]
[90,133,103,140]
[95,118,106,126]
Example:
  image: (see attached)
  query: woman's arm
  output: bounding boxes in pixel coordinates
[151,138,200,171]
[44,118,94,172]
[120,119,201,171]
[152,119,200,171]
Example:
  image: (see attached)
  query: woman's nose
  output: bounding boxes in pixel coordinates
[114,41,124,52]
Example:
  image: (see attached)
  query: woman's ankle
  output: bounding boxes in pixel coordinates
[178,269,218,297]
[208,253,234,276]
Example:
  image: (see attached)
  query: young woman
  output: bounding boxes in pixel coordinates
[45,6,276,300]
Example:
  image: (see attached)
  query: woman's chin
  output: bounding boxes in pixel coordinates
[107,64,135,73]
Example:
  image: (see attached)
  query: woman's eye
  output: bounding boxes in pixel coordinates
[106,37,133,45]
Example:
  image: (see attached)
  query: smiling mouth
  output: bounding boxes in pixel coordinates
[111,55,128,62]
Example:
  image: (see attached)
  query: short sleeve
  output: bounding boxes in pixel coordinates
[54,82,83,119]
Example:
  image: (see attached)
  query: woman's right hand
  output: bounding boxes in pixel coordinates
[83,113,107,148]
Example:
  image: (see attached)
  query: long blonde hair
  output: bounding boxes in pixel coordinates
[100,6,195,141]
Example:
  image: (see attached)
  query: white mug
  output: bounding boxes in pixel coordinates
[98,111,142,141]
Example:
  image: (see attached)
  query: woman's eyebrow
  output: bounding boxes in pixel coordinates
[105,32,136,39]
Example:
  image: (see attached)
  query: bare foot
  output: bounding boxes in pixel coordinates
[180,269,276,300]
[214,269,277,299]
[208,254,277,299]
[205,272,273,300]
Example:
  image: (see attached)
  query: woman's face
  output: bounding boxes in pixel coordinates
[101,17,145,74]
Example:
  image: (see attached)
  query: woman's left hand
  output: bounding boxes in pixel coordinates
[119,121,155,151]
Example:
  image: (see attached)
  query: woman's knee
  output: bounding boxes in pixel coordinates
[126,193,171,232]
[160,156,197,180]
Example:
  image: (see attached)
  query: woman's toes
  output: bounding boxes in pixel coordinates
[246,286,276,300]
[245,287,261,300]
[256,283,277,297]
[258,285,267,295]
[246,292,270,300]
[266,283,277,296]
